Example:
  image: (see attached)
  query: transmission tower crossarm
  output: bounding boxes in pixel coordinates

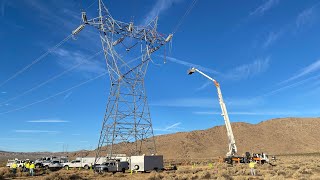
[74,8,173,55]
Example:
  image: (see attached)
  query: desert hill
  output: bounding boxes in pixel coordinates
[153,117,320,159]
[1,117,320,163]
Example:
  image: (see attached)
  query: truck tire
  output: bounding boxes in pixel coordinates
[226,158,232,164]
[134,165,139,170]
[84,165,89,170]
[65,165,69,170]
[122,168,125,173]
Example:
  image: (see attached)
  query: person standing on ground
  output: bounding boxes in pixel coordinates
[10,161,17,175]
[249,160,257,176]
[29,162,35,176]
[23,161,27,172]
[26,161,30,172]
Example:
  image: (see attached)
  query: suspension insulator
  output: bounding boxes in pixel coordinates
[72,24,85,35]
[165,34,173,42]
[112,37,125,46]
[128,22,133,32]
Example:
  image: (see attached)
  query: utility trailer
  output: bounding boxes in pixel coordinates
[130,155,163,172]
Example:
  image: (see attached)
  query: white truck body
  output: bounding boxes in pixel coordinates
[63,157,105,169]
[6,159,24,167]
[130,155,163,172]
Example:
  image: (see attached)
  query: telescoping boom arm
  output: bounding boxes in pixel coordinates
[188,67,237,157]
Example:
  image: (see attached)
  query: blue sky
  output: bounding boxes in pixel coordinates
[1,0,320,152]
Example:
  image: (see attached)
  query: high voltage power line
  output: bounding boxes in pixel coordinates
[0,34,73,88]
[0,55,142,115]
[0,50,103,106]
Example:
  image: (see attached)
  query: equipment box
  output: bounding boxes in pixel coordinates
[130,155,163,172]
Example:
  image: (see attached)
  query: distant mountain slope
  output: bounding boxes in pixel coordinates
[153,117,320,159]
[1,118,320,163]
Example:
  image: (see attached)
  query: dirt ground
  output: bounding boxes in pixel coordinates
[1,155,320,180]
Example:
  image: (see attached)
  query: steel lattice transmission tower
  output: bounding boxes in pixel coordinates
[72,0,172,158]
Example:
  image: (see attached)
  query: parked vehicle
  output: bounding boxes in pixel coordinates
[6,159,24,168]
[35,156,68,168]
[63,157,95,170]
[94,160,129,173]
[48,160,63,170]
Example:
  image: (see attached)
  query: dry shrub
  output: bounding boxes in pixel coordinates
[44,171,88,180]
[233,176,249,180]
[176,168,190,174]
[198,171,210,179]
[147,171,163,180]
[113,173,126,178]
[287,164,300,170]
[298,167,313,175]
[215,169,233,180]
[0,168,9,177]
[263,174,285,180]
[276,170,286,176]
[176,173,189,180]
[0,168,15,179]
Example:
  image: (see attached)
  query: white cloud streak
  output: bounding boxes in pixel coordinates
[143,0,184,25]
[296,5,318,28]
[54,48,105,75]
[165,56,220,75]
[196,81,212,91]
[27,119,69,123]
[14,130,60,133]
[280,59,320,84]
[151,97,262,108]
[250,0,279,16]
[263,31,281,48]
[63,92,72,100]
[261,73,320,97]
[154,122,183,132]
[0,0,9,17]
[225,57,270,80]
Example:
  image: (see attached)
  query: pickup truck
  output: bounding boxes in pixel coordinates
[6,159,24,168]
[62,157,105,170]
[48,160,63,170]
[94,160,129,173]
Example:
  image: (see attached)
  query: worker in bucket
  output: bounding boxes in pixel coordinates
[249,160,257,176]
[10,161,17,175]
[29,162,35,176]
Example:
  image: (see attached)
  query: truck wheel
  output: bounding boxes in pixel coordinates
[134,165,139,170]
[65,165,69,170]
[226,158,232,164]
[45,165,49,169]
[84,165,89,170]
[122,168,125,173]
